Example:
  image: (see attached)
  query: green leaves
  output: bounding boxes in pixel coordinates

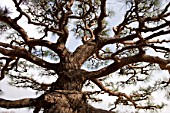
[43,49,59,61]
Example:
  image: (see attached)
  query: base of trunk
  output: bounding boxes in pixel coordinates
[39,91,115,113]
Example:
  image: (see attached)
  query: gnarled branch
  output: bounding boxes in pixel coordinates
[85,54,170,79]
[0,46,58,71]
[0,98,36,108]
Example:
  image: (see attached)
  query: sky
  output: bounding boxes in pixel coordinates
[0,0,170,113]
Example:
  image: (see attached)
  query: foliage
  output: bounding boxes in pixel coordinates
[0,0,170,113]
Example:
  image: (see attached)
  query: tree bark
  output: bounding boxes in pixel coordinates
[42,91,115,113]
[39,68,115,113]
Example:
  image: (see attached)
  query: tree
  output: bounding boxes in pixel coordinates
[0,0,170,113]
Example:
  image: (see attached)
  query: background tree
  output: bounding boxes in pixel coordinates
[0,0,170,113]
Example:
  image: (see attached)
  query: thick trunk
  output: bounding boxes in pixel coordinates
[38,69,114,113]
[42,91,115,113]
[43,91,84,113]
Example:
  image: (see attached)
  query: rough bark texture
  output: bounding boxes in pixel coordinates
[36,70,113,113]
[0,0,170,113]
[36,67,114,113]
[42,91,114,113]
[35,66,113,113]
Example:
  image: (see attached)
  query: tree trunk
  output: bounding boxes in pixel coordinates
[38,69,115,113]
[42,91,114,113]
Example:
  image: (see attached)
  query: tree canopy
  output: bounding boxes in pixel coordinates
[0,0,170,113]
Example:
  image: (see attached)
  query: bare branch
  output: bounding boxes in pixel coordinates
[0,98,36,108]
[94,0,107,39]
[72,41,101,66]
[91,78,137,107]
[85,54,170,79]
[91,78,164,110]
[27,39,70,58]
[0,57,14,80]
[0,46,58,71]
[0,15,29,42]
